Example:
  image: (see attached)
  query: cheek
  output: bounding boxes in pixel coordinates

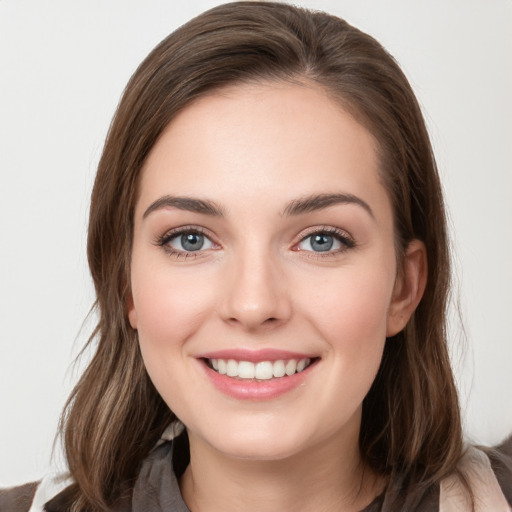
[303,266,394,343]
[298,264,394,398]
[129,257,217,380]
[130,262,217,417]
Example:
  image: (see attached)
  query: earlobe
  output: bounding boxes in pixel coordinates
[386,239,427,337]
[126,292,138,330]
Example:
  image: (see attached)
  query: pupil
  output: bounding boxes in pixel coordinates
[312,234,333,252]
[181,233,203,251]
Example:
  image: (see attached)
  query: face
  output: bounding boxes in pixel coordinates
[128,82,416,461]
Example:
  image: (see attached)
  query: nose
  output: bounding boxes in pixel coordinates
[219,249,292,331]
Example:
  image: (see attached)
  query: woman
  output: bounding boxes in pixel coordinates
[2,2,510,511]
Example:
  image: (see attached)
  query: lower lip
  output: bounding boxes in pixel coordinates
[200,360,317,400]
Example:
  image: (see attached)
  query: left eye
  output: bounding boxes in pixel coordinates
[167,232,215,252]
[297,233,345,252]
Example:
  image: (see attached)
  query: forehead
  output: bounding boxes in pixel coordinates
[137,81,391,224]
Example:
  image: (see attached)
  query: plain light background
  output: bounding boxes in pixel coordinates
[1,0,511,487]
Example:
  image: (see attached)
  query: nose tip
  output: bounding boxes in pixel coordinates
[224,305,282,330]
[220,259,291,331]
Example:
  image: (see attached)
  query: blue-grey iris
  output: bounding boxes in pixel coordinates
[181,233,204,251]
[311,234,334,252]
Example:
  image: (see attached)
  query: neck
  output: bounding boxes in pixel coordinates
[179,422,383,512]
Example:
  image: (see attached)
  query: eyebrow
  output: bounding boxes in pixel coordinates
[142,195,225,219]
[142,192,374,220]
[282,193,374,219]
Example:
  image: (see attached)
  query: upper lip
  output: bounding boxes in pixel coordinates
[197,348,317,363]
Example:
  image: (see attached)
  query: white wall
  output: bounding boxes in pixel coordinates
[1,0,511,487]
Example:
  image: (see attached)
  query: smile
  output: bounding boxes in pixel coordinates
[207,358,312,380]
[199,352,319,400]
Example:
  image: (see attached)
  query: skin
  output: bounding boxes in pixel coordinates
[128,82,426,512]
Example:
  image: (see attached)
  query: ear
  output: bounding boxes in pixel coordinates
[386,239,427,337]
[126,291,138,330]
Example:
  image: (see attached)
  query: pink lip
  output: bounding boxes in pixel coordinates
[197,355,318,401]
[197,348,315,363]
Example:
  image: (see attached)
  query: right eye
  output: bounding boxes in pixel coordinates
[164,230,215,253]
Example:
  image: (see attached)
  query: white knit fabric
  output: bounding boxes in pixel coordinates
[440,446,511,512]
[28,472,72,512]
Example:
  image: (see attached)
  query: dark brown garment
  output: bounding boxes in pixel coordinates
[0,481,38,512]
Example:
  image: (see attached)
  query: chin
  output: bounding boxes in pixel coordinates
[215,436,306,462]
[190,417,323,462]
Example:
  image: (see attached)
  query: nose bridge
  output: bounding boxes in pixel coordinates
[221,239,290,330]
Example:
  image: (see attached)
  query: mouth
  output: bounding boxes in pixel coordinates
[198,349,320,399]
[204,357,316,381]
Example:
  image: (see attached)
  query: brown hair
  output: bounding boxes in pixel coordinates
[60,2,464,510]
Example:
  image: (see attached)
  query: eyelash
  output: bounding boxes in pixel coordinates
[154,225,356,260]
[293,226,356,258]
[154,226,216,259]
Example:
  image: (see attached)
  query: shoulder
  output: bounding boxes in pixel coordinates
[484,435,512,507]
[0,481,39,512]
[0,473,72,512]
[440,435,512,511]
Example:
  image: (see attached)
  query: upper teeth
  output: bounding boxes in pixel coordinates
[209,358,311,380]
